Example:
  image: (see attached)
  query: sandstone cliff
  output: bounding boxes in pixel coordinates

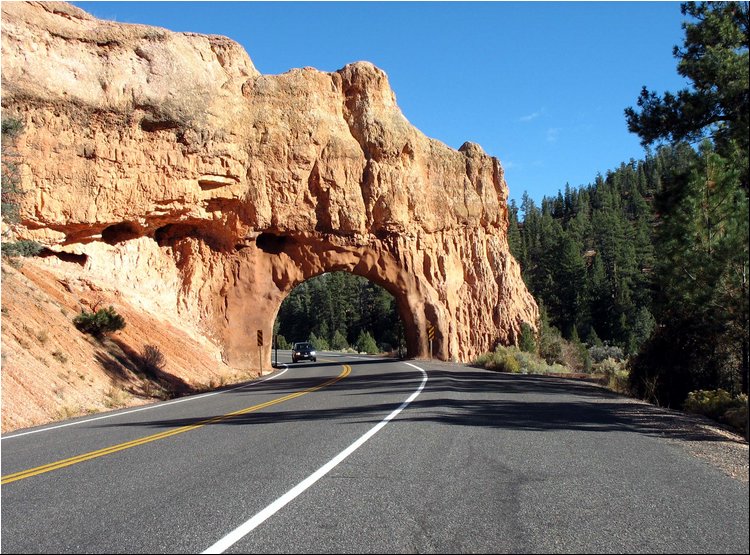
[2,2,538,375]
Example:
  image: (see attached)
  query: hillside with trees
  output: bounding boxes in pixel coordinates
[509,2,748,423]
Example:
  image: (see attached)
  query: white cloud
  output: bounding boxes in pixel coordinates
[519,108,545,122]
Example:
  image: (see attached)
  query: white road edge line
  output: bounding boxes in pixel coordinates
[201,361,428,555]
[1,366,289,441]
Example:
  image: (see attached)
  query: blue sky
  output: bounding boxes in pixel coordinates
[74,2,690,206]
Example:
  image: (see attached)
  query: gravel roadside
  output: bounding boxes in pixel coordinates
[621,397,749,483]
[556,374,749,484]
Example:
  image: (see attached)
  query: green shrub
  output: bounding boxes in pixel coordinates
[511,350,545,374]
[539,326,564,365]
[593,358,630,392]
[475,345,520,373]
[589,343,624,363]
[331,329,349,351]
[355,330,379,354]
[515,350,567,374]
[683,389,746,421]
[723,402,748,435]
[474,352,492,366]
[476,345,571,375]
[275,334,291,349]
[519,323,536,353]
[2,240,43,258]
[73,306,126,337]
[684,390,749,434]
[609,369,631,394]
[2,119,22,138]
[595,357,622,378]
[308,332,329,351]
[498,349,520,373]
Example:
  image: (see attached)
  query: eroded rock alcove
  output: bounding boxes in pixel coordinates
[1,1,538,369]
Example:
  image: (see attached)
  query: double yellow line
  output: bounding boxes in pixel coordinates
[2,364,352,485]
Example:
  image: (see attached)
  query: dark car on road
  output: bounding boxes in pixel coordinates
[292,342,317,363]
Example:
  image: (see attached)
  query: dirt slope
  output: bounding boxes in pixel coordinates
[0,255,254,433]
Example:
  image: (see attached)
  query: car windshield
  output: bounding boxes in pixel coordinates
[295,343,313,350]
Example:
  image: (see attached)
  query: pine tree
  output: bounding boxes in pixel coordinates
[632,142,749,403]
[625,2,749,187]
[625,2,749,406]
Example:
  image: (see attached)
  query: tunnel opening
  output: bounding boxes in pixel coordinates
[273,271,407,359]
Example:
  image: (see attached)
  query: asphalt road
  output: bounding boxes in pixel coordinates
[1,353,748,553]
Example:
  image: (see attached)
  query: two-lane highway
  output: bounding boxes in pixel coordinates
[2,354,748,553]
[1,354,426,553]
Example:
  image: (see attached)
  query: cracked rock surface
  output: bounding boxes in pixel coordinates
[2,1,537,368]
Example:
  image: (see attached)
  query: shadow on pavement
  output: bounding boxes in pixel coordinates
[99,357,745,445]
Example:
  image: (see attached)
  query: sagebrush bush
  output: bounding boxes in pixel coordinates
[494,347,520,373]
[475,346,520,373]
[684,389,741,419]
[723,402,748,434]
[139,344,165,376]
[476,345,569,375]
[684,389,748,434]
[539,330,564,365]
[610,370,631,394]
[73,306,126,337]
[589,343,624,363]
[511,350,545,374]
[595,357,622,377]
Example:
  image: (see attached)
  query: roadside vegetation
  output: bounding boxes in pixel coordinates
[500,2,748,436]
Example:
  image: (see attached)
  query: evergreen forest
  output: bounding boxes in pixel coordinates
[274,272,404,356]
[511,1,748,410]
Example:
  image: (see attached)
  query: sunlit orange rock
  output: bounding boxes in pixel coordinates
[1,1,538,368]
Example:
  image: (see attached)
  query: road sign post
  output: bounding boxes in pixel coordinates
[428,325,435,359]
[257,329,263,375]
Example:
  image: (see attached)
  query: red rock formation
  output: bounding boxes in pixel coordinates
[1,1,538,368]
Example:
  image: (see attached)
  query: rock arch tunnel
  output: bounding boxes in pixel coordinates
[216,226,536,370]
[1,1,539,373]
[229,232,426,369]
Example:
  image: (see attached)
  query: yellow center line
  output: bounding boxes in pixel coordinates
[1,364,352,485]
